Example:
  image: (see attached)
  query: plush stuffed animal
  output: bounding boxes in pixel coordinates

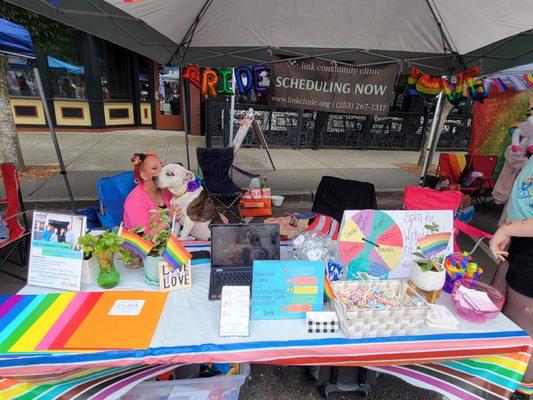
[511,116,533,153]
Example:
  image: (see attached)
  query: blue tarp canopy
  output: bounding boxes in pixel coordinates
[10,56,84,74]
[47,56,84,74]
[0,17,35,59]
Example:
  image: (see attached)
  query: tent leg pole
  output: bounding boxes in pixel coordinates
[180,67,191,170]
[229,68,236,145]
[33,67,77,213]
[420,91,445,187]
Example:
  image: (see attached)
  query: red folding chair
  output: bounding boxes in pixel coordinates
[435,153,468,188]
[467,155,499,206]
[403,186,493,255]
[0,163,30,280]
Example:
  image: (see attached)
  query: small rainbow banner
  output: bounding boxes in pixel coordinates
[324,274,336,301]
[162,235,193,270]
[120,230,154,259]
[417,232,451,259]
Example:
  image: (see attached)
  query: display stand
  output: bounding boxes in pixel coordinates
[233,109,276,171]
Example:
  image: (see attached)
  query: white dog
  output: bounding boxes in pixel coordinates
[153,164,221,241]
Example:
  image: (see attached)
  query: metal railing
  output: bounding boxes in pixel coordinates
[205,101,472,151]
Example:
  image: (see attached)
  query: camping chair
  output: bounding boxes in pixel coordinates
[0,163,30,280]
[435,152,468,188]
[97,171,136,228]
[303,177,378,395]
[466,155,499,206]
[403,185,493,257]
[313,176,378,222]
[196,147,258,222]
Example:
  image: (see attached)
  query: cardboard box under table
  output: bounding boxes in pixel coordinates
[6,243,532,400]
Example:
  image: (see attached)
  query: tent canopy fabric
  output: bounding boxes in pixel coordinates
[10,56,84,74]
[47,56,84,74]
[0,17,35,59]
[4,0,533,74]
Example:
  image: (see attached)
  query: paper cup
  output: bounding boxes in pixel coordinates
[271,195,285,207]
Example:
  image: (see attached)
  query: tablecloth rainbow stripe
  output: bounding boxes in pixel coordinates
[0,364,176,399]
[0,242,530,400]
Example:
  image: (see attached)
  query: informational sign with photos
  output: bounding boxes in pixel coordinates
[27,211,86,291]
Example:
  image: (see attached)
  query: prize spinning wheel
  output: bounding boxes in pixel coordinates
[339,210,403,278]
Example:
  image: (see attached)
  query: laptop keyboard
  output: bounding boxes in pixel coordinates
[210,269,253,299]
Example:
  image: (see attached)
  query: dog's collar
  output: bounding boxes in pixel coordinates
[173,186,188,198]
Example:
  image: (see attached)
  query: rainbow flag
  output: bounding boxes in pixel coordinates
[162,235,193,270]
[120,230,154,259]
[417,232,451,259]
[524,73,533,87]
[324,274,336,301]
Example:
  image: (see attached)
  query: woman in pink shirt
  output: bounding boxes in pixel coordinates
[123,152,181,235]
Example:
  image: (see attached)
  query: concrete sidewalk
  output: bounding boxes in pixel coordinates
[4,129,426,202]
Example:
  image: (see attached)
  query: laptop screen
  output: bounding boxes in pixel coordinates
[211,223,280,267]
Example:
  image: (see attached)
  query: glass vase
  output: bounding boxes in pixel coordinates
[144,255,163,286]
[96,251,120,289]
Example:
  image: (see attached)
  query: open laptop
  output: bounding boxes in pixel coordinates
[208,223,280,300]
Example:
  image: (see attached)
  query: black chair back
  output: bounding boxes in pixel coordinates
[312,176,377,222]
[196,147,241,194]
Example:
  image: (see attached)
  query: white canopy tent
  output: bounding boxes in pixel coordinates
[6,0,533,178]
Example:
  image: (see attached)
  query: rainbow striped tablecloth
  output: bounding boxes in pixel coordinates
[0,242,530,400]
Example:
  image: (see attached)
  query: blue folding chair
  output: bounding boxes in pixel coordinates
[97,171,136,228]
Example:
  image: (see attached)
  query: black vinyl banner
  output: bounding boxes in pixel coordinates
[269,59,399,115]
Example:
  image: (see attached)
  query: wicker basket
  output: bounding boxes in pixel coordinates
[332,280,429,338]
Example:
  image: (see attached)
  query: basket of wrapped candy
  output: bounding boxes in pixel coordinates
[332,280,429,338]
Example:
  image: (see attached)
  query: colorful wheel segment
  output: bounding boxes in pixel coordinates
[339,210,403,279]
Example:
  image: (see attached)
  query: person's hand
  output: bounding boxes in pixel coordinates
[489,227,511,262]
[170,206,184,221]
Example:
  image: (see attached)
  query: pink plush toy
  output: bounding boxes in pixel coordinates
[511,116,533,153]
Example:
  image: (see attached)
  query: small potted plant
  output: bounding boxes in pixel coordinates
[143,209,172,285]
[119,226,145,269]
[78,231,123,289]
[77,233,100,285]
[409,252,446,292]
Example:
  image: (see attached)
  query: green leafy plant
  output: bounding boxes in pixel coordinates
[77,233,98,260]
[146,209,172,257]
[78,231,124,259]
[413,252,443,272]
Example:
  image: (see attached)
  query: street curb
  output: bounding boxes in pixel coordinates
[21,189,405,210]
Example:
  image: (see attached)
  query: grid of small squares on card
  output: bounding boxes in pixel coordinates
[306,311,339,333]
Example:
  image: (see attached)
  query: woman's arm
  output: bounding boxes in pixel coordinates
[501,218,533,237]
[490,218,533,261]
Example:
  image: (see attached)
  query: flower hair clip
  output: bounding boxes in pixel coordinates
[131,153,143,167]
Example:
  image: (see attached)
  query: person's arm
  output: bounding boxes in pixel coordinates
[123,191,151,232]
[490,218,533,261]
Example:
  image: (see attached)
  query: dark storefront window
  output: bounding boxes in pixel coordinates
[159,66,180,115]
[98,41,131,100]
[48,30,86,99]
[138,57,151,102]
[7,58,39,97]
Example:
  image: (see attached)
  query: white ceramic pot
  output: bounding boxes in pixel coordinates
[409,262,446,291]
[81,257,99,285]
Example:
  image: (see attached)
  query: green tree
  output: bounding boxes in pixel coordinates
[0,1,68,170]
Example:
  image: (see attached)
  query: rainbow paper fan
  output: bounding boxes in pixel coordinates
[417,232,451,259]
